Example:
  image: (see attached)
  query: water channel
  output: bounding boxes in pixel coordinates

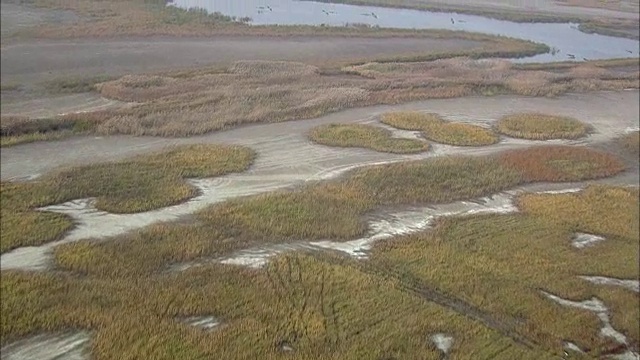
[170,0,639,62]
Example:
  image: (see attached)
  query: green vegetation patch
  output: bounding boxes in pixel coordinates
[308,123,429,153]
[0,144,255,253]
[381,111,499,146]
[495,113,591,140]
[370,185,639,357]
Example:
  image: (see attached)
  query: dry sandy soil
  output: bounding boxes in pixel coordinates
[0,36,479,86]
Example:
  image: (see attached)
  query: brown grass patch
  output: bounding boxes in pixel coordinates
[498,146,626,182]
[308,123,429,153]
[381,111,499,146]
[495,113,592,140]
[5,58,637,141]
[618,131,640,154]
[0,113,108,147]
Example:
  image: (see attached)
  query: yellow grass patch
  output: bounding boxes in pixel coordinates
[495,113,591,140]
[308,123,429,153]
[381,111,499,146]
[370,185,639,357]
[0,144,255,253]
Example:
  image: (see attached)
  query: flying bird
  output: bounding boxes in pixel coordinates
[567,54,575,59]
[266,5,272,11]
[626,50,633,54]
[322,9,329,15]
[371,12,378,18]
[451,17,454,24]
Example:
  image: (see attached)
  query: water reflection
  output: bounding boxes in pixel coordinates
[171,0,639,62]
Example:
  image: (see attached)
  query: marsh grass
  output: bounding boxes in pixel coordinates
[1,162,634,359]
[495,113,592,140]
[498,146,625,182]
[381,111,499,146]
[0,144,255,253]
[370,185,639,356]
[42,75,116,94]
[0,83,21,92]
[4,58,636,142]
[92,58,636,137]
[0,114,106,146]
[1,252,555,360]
[49,146,625,279]
[308,123,429,153]
[618,131,640,154]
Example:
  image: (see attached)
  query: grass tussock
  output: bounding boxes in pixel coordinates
[0,144,254,253]
[308,123,429,153]
[495,113,591,140]
[618,131,640,154]
[370,185,639,356]
[0,113,108,146]
[380,111,499,146]
[498,146,625,182]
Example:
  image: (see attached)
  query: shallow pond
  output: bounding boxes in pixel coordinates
[171,0,639,62]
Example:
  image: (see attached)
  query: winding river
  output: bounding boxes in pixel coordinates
[171,0,639,62]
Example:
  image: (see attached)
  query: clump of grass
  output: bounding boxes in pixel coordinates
[380,111,499,146]
[0,112,111,147]
[495,113,592,140]
[0,182,74,253]
[0,144,255,253]
[0,83,21,92]
[42,75,116,94]
[498,146,626,182]
[370,185,639,356]
[618,131,639,154]
[308,123,429,154]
